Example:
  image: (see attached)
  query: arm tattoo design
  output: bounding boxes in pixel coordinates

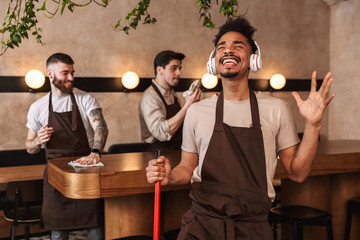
[89,108,109,151]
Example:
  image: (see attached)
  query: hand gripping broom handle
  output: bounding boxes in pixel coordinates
[153,149,161,240]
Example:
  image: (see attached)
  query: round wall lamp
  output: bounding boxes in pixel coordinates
[25,69,45,89]
[270,74,286,90]
[122,71,139,90]
[201,73,218,90]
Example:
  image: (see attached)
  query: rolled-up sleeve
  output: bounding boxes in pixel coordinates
[139,91,172,142]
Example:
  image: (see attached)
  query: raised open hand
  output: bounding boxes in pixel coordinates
[292,71,335,126]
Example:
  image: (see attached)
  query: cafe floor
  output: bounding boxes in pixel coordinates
[18,230,88,240]
[20,228,281,240]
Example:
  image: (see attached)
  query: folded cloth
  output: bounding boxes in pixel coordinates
[68,161,104,168]
[183,80,199,97]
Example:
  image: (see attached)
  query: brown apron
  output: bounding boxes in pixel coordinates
[42,92,103,230]
[149,83,183,151]
[178,90,272,240]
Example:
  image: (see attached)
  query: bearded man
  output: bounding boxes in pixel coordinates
[26,53,108,240]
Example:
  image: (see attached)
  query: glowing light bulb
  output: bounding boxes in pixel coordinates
[122,71,139,90]
[25,69,45,89]
[270,74,286,90]
[201,73,218,89]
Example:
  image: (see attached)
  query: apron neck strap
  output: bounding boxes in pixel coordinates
[249,90,261,127]
[70,93,77,131]
[48,91,78,131]
[49,91,53,112]
[151,82,178,106]
[215,91,224,123]
[216,89,261,127]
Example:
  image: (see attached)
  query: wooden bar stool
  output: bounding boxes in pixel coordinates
[268,205,333,240]
[3,179,43,240]
[344,197,360,240]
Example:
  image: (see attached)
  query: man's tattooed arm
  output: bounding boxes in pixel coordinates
[88,108,109,151]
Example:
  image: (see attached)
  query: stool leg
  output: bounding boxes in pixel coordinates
[293,223,303,240]
[298,224,303,240]
[25,225,30,240]
[272,222,277,240]
[344,203,353,240]
[10,224,16,240]
[326,219,333,240]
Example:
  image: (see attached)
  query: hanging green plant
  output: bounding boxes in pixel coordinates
[0,0,238,56]
[113,0,156,35]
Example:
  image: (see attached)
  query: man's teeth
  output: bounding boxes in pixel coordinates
[222,59,238,64]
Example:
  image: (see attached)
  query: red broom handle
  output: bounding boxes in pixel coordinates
[153,150,161,240]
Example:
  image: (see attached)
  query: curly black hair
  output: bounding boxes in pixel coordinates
[214,16,257,54]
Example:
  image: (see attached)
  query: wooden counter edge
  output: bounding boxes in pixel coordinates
[274,152,360,179]
[48,161,101,199]
[99,170,191,198]
[0,164,46,183]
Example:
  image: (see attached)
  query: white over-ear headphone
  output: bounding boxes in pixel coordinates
[250,41,262,72]
[206,50,217,75]
[206,40,262,75]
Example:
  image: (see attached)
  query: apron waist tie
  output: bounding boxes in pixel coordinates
[192,182,271,205]
[191,200,268,240]
[222,215,235,240]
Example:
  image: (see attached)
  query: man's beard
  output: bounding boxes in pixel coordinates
[219,71,239,79]
[52,75,73,94]
[167,78,180,87]
[219,54,241,79]
[171,80,179,87]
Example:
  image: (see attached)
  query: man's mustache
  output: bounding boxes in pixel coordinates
[219,54,241,64]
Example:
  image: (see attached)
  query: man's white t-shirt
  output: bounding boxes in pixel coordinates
[26,88,101,148]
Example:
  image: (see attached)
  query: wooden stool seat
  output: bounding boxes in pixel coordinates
[113,236,153,240]
[162,228,180,240]
[344,197,360,240]
[268,205,333,240]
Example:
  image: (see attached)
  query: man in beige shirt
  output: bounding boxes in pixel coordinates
[146,16,334,239]
[139,50,201,151]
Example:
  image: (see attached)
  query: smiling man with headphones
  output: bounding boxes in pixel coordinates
[146,15,334,239]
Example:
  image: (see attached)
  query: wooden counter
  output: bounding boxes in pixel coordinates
[47,140,360,240]
[48,150,191,239]
[0,164,45,183]
[48,150,189,199]
[274,139,360,179]
[48,140,360,198]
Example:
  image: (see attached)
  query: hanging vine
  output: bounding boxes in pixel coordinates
[0,0,238,56]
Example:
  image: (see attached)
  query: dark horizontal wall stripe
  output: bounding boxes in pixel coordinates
[0,76,321,92]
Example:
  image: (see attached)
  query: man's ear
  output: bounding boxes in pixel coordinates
[47,70,53,79]
[156,66,163,76]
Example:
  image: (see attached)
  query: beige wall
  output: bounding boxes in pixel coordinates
[0,0,333,151]
[329,0,360,140]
